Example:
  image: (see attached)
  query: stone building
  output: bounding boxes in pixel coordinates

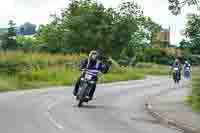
[152,27,170,48]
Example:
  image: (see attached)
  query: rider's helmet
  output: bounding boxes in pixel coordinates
[89,50,98,60]
[185,61,188,64]
[175,58,179,65]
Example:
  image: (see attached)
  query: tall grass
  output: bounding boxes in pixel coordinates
[16,67,80,89]
[0,51,169,91]
[134,63,169,75]
[0,51,86,73]
[0,76,18,92]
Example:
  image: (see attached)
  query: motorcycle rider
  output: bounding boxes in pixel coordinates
[73,50,111,100]
[183,60,192,77]
[171,58,182,80]
[183,60,191,71]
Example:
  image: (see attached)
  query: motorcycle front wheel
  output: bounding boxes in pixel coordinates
[77,82,88,107]
[78,100,83,107]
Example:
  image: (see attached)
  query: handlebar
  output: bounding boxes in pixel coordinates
[81,69,102,75]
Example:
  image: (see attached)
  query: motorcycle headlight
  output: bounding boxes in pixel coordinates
[173,68,179,71]
[89,81,96,84]
[85,74,92,80]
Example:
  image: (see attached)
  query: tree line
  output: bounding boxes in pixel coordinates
[1,0,200,65]
[35,0,161,58]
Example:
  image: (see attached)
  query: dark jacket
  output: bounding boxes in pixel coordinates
[80,58,110,74]
[171,63,182,72]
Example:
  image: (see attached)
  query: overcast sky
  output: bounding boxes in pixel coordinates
[0,0,198,44]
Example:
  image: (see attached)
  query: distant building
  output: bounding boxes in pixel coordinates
[0,27,35,36]
[0,28,7,47]
[152,27,170,48]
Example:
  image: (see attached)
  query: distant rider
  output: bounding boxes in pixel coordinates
[183,60,191,78]
[183,60,191,71]
[171,58,182,80]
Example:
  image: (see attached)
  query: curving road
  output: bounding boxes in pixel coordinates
[0,76,182,133]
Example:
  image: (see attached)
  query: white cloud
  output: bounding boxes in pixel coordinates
[0,0,198,44]
[0,0,68,27]
[13,0,58,8]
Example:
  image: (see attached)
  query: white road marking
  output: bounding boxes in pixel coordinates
[45,97,68,129]
[45,111,64,129]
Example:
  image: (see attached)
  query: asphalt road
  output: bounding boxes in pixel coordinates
[0,76,182,133]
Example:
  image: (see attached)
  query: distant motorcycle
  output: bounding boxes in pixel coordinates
[172,67,180,84]
[76,69,101,107]
[184,67,191,79]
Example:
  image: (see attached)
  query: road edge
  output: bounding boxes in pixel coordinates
[145,96,199,133]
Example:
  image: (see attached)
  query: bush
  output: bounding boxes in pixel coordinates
[100,70,145,83]
[136,52,145,62]
[143,48,175,65]
[135,62,158,68]
[188,55,200,65]
[0,76,17,91]
[135,62,169,75]
[118,56,131,66]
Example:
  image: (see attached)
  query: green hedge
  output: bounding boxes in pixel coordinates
[139,48,175,65]
[188,55,200,65]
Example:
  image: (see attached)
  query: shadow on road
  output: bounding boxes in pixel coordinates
[72,104,109,109]
[131,116,160,125]
[79,104,106,109]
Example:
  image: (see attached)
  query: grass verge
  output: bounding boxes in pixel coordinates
[185,67,200,112]
[0,64,168,91]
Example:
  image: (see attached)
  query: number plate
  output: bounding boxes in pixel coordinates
[186,67,190,70]
[173,68,179,71]
[85,74,92,80]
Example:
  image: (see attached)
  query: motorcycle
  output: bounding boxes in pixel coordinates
[172,67,180,84]
[184,67,191,79]
[76,69,101,107]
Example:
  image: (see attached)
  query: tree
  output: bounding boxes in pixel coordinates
[64,0,115,54]
[36,0,116,54]
[120,16,161,60]
[112,1,147,59]
[35,0,161,60]
[168,0,200,15]
[179,39,191,49]
[183,14,200,54]
[1,20,17,50]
